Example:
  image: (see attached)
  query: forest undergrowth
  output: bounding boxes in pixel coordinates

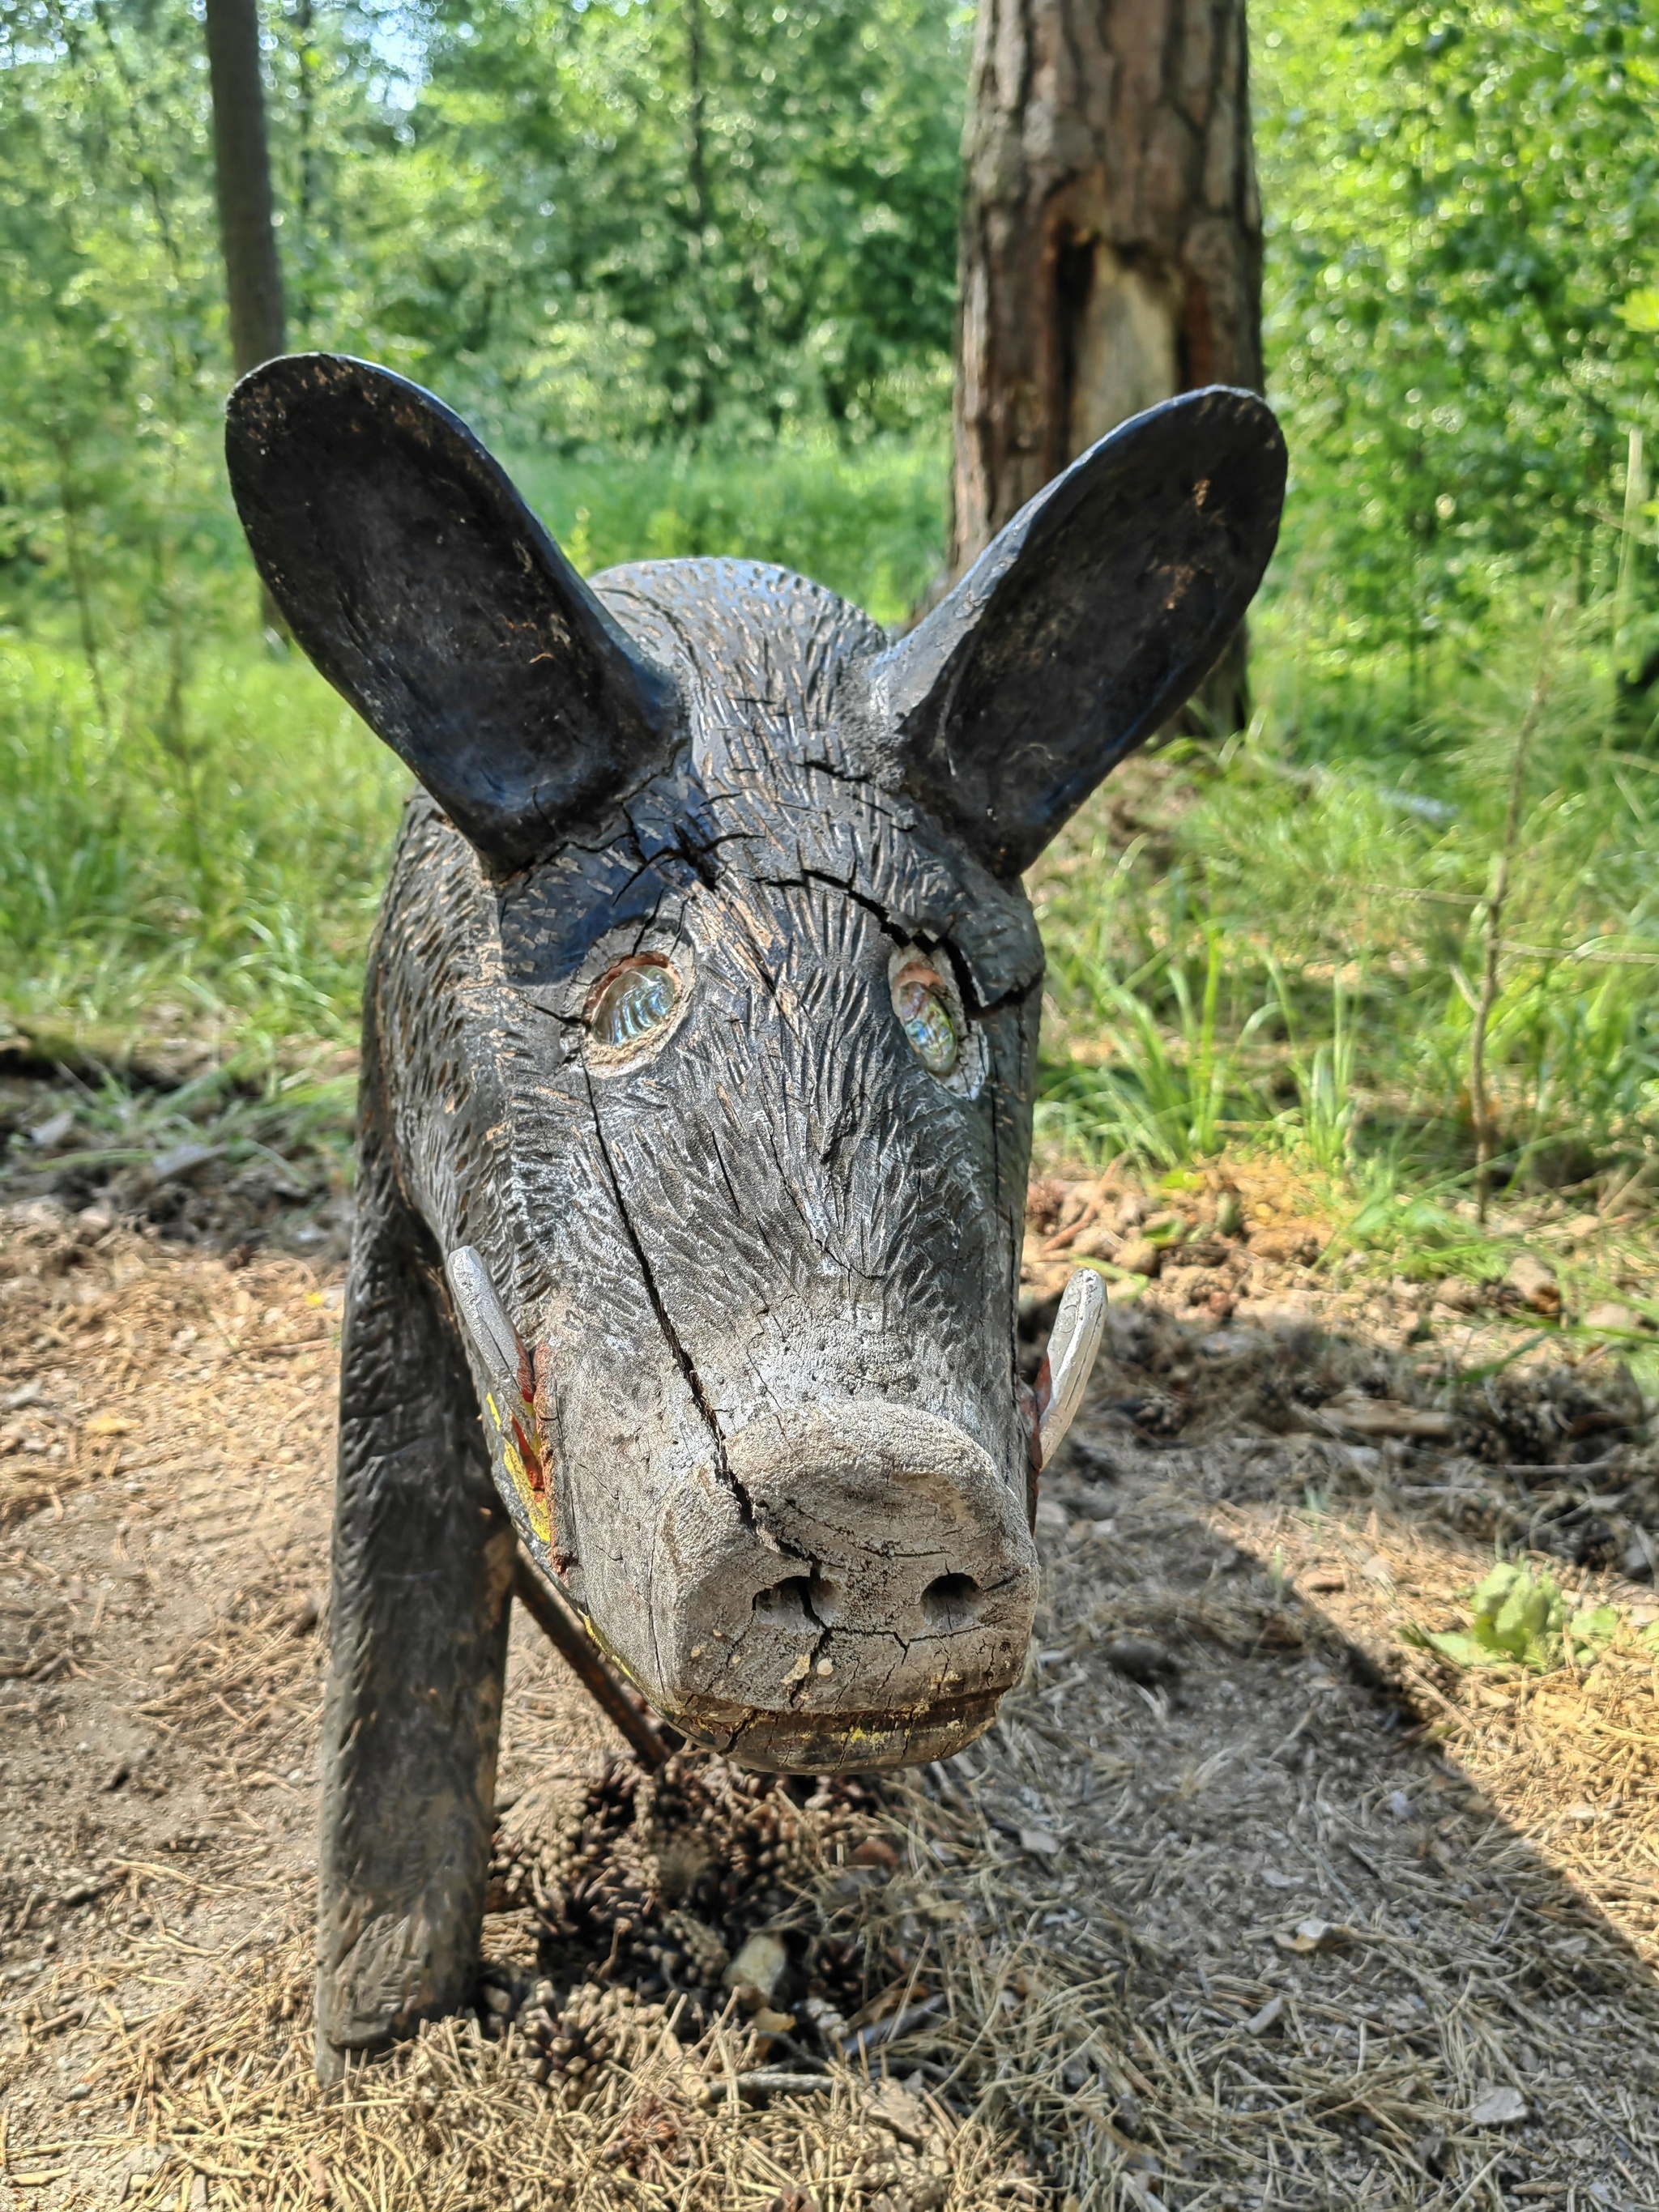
[7,551,1659,1370]
[6,0,1659,1352]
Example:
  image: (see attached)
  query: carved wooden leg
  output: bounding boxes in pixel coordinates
[314,1106,514,2081]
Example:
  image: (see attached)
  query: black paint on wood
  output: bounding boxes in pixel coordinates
[315,1009,514,2081]
[226,356,680,876]
[882,389,1285,878]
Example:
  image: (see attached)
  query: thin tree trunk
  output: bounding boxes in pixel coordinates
[291,0,320,338]
[53,433,111,740]
[205,0,287,633]
[1470,608,1555,1225]
[204,0,287,381]
[952,0,1264,727]
[684,0,714,428]
[685,0,709,234]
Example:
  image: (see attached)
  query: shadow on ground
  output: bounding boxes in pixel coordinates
[2,1206,1657,2210]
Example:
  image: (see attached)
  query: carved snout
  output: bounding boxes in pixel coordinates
[643,1403,1038,1772]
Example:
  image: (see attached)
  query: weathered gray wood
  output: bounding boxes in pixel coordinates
[314,1011,515,2080]
[224,354,1285,2075]
[1037,1268,1107,1461]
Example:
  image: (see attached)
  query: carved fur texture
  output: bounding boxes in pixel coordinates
[224,356,1285,2071]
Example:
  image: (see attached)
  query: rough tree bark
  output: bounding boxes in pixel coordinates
[952,0,1264,728]
[204,0,287,380]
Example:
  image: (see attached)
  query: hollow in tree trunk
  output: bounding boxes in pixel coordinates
[952,0,1264,729]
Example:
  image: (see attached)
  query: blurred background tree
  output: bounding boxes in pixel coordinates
[951,0,1264,727]
[204,0,288,633]
[205,0,288,381]
[949,1,1262,548]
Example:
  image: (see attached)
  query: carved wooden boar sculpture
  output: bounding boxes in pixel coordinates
[225,356,1284,2073]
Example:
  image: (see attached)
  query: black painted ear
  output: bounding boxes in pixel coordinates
[225,355,680,876]
[875,386,1286,879]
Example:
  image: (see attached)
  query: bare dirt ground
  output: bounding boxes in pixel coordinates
[4,1161,1659,2211]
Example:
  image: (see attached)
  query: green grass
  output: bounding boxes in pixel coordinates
[6,445,1659,1314]
[0,633,405,1065]
[1034,592,1659,1220]
[0,439,951,1080]
[504,436,949,629]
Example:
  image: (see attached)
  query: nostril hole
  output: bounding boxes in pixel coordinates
[753,1573,845,1628]
[753,1576,812,1626]
[922,1573,983,1631]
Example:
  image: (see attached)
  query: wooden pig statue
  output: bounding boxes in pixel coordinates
[224,356,1285,2075]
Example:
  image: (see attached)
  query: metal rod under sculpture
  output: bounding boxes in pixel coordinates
[511,1553,670,1770]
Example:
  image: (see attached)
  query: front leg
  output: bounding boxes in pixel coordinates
[314,1092,514,2080]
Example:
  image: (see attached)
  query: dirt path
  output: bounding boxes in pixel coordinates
[3,1203,1658,2210]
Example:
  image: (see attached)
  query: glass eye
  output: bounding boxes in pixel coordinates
[588,959,680,1053]
[893,962,960,1078]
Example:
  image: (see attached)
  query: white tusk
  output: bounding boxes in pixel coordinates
[446,1245,525,1389]
[1038,1268,1107,1464]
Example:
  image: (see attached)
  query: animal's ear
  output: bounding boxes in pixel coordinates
[874,387,1286,879]
[225,355,680,876]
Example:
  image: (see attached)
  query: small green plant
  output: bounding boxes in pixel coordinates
[1273,965,1358,1174]
[1037,929,1276,1169]
[1404,1560,1625,1673]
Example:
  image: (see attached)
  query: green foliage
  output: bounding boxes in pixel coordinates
[505,437,947,627]
[1403,1559,1626,1671]
[1034,589,1659,1225]
[0,634,405,1059]
[397,0,970,443]
[1276,970,1358,1176]
[0,1,962,1062]
[1038,926,1277,1171]
[0,2,234,657]
[1256,0,1659,663]
[0,1,964,657]
[0,427,947,1052]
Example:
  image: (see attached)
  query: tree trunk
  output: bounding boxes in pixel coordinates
[291,0,321,336]
[205,0,287,634]
[952,0,1263,729]
[684,0,714,428]
[205,0,287,381]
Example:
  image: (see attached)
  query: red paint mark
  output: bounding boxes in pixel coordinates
[510,1413,548,1507]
